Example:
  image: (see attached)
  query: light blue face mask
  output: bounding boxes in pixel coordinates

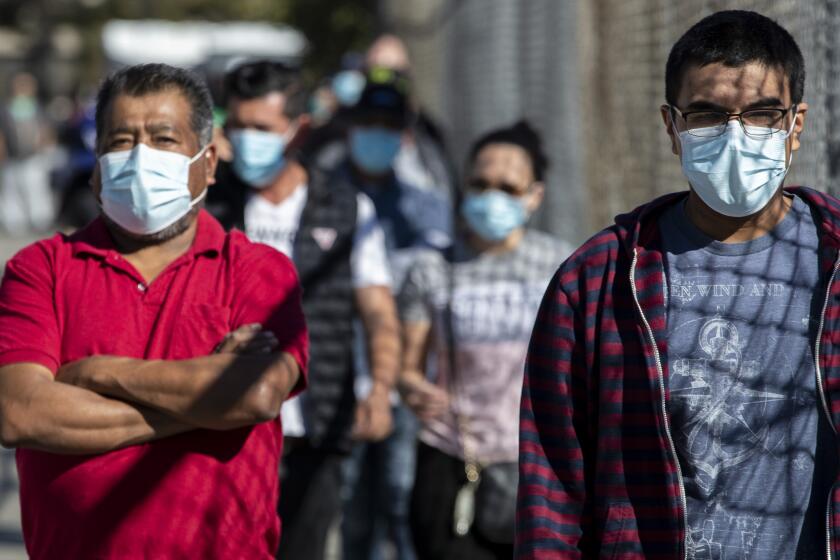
[99,143,207,235]
[332,70,365,107]
[229,128,290,188]
[349,127,402,175]
[461,191,528,242]
[677,116,796,217]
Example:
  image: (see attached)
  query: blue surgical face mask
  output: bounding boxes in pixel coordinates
[332,70,365,107]
[99,143,208,235]
[676,116,796,217]
[349,127,402,175]
[461,190,528,242]
[229,128,291,188]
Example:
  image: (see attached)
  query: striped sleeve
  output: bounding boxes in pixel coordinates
[516,269,588,559]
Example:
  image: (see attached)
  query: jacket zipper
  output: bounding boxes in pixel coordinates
[630,248,688,560]
[815,254,840,560]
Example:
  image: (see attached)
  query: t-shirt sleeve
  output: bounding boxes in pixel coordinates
[351,192,393,289]
[230,244,309,397]
[397,253,438,325]
[0,242,61,373]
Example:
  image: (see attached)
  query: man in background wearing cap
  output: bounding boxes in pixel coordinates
[311,36,455,203]
[207,60,402,560]
[337,67,452,560]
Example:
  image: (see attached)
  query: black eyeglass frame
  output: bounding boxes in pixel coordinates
[668,104,798,138]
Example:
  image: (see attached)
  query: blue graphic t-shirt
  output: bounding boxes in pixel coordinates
[661,195,836,559]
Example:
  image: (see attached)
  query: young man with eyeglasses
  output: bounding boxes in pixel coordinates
[518,10,840,559]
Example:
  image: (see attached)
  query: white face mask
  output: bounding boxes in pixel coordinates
[676,116,796,218]
[99,143,207,235]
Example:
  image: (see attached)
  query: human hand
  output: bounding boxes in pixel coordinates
[214,323,278,355]
[400,371,449,422]
[351,384,393,442]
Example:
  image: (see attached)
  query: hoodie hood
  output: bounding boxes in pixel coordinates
[611,186,840,256]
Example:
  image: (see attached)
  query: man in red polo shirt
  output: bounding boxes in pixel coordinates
[0,63,308,559]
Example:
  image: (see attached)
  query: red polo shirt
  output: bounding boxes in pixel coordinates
[0,211,308,560]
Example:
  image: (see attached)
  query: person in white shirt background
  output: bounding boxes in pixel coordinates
[208,60,401,560]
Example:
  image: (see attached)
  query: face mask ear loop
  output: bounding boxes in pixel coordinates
[283,121,300,145]
[521,182,538,219]
[188,144,209,165]
[189,186,209,209]
[783,105,799,171]
[669,106,685,151]
[187,145,211,207]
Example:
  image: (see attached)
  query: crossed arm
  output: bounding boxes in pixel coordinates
[0,327,300,455]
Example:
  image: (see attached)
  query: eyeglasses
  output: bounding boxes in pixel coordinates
[669,105,797,139]
[466,177,531,197]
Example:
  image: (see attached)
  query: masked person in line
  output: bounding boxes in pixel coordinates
[398,121,571,560]
[0,63,309,560]
[517,11,840,559]
[338,68,452,560]
[309,36,456,205]
[206,60,401,560]
[364,34,455,200]
[0,72,56,233]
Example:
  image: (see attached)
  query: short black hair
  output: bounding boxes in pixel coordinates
[95,63,214,152]
[665,10,805,105]
[468,120,548,182]
[225,60,307,118]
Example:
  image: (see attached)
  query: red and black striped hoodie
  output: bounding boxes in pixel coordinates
[517,186,840,559]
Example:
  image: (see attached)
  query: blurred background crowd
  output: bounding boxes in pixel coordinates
[0,0,839,559]
[3,0,840,243]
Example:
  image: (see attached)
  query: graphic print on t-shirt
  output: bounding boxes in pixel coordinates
[668,267,819,560]
[400,230,569,464]
[671,313,789,495]
[661,197,825,560]
[445,280,547,343]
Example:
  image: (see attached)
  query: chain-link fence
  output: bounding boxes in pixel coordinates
[382,0,586,243]
[387,0,840,244]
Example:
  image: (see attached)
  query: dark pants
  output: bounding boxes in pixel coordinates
[276,439,343,560]
[410,442,514,560]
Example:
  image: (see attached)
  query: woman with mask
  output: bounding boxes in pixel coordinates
[398,121,572,560]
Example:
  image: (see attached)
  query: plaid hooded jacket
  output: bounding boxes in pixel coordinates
[516,187,840,559]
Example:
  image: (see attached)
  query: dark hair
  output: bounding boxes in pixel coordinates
[95,63,214,152]
[665,10,805,105]
[468,120,548,182]
[225,60,307,118]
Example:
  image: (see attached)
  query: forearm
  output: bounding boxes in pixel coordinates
[1,378,193,455]
[398,368,427,393]
[63,353,300,430]
[365,311,401,391]
[399,320,431,387]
